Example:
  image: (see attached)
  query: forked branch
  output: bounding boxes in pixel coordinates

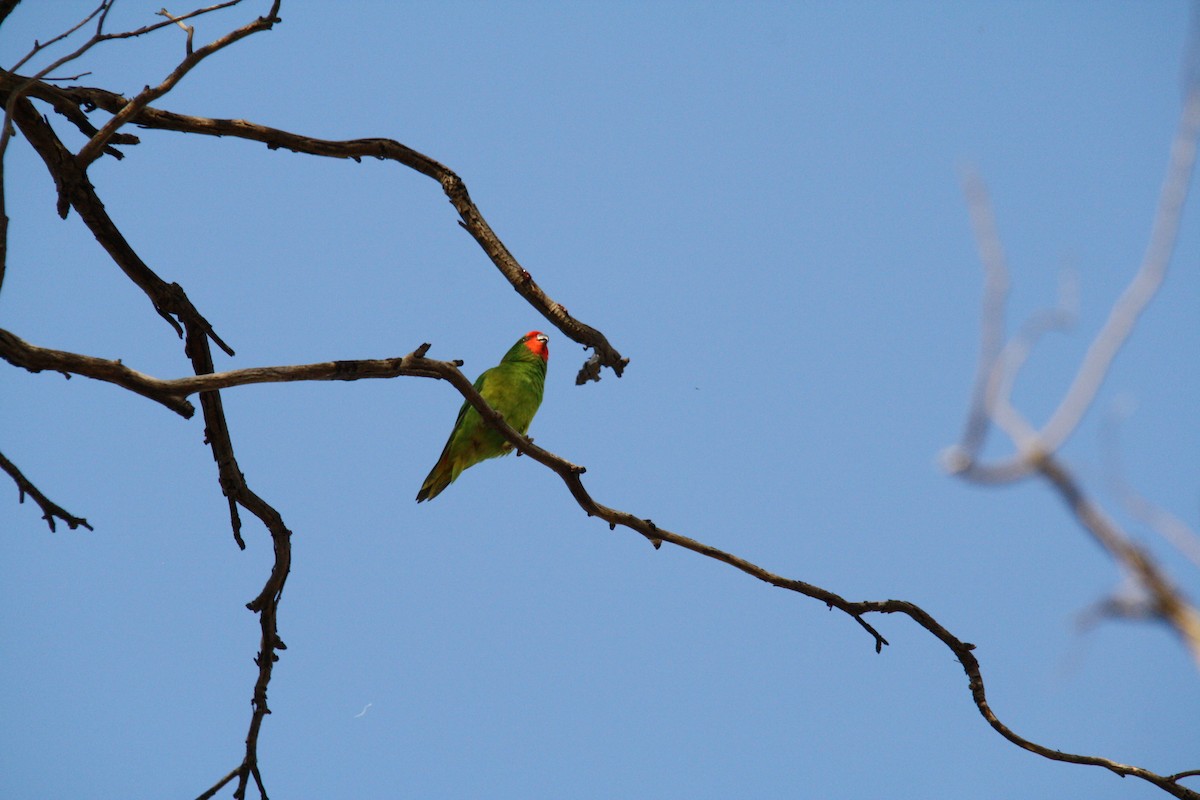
[0,73,630,383]
[5,332,1198,798]
[944,85,1200,663]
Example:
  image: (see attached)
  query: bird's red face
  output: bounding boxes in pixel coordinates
[522,330,550,361]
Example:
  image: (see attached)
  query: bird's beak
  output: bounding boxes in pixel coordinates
[536,334,549,344]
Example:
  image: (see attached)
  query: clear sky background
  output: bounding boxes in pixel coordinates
[2,2,1198,798]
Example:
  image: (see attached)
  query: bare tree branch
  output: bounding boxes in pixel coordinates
[0,74,630,383]
[4,5,1194,797]
[1101,402,1200,569]
[1035,453,1200,664]
[75,0,281,168]
[947,86,1200,483]
[2,7,289,795]
[195,765,240,800]
[0,1,24,28]
[0,328,198,416]
[182,320,291,800]
[5,91,232,354]
[953,167,1011,459]
[4,331,1198,798]
[944,82,1200,665]
[0,1,247,166]
[0,448,93,532]
[1034,86,1200,454]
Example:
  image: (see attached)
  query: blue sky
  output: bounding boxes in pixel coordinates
[2,2,1198,798]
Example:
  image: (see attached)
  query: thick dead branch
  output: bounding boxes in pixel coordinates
[0,328,197,416]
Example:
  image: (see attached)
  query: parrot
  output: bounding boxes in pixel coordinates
[416,330,550,502]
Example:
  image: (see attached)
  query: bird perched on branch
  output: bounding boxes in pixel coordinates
[416,331,549,502]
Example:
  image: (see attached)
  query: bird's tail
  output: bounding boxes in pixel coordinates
[416,456,454,503]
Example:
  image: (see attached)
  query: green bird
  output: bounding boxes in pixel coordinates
[416,330,550,502]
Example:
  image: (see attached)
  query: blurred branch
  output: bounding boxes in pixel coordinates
[1036,452,1200,664]
[0,74,630,383]
[944,82,1200,664]
[953,167,1011,458]
[1035,86,1200,454]
[1101,401,1200,569]
[5,330,1199,797]
[0,448,93,532]
[947,85,1200,482]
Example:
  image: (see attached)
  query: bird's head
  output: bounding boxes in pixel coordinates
[522,330,550,361]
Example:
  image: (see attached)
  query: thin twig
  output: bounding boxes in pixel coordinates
[1,1,245,165]
[0,449,93,532]
[953,167,1011,459]
[157,7,197,55]
[76,0,280,167]
[180,316,290,800]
